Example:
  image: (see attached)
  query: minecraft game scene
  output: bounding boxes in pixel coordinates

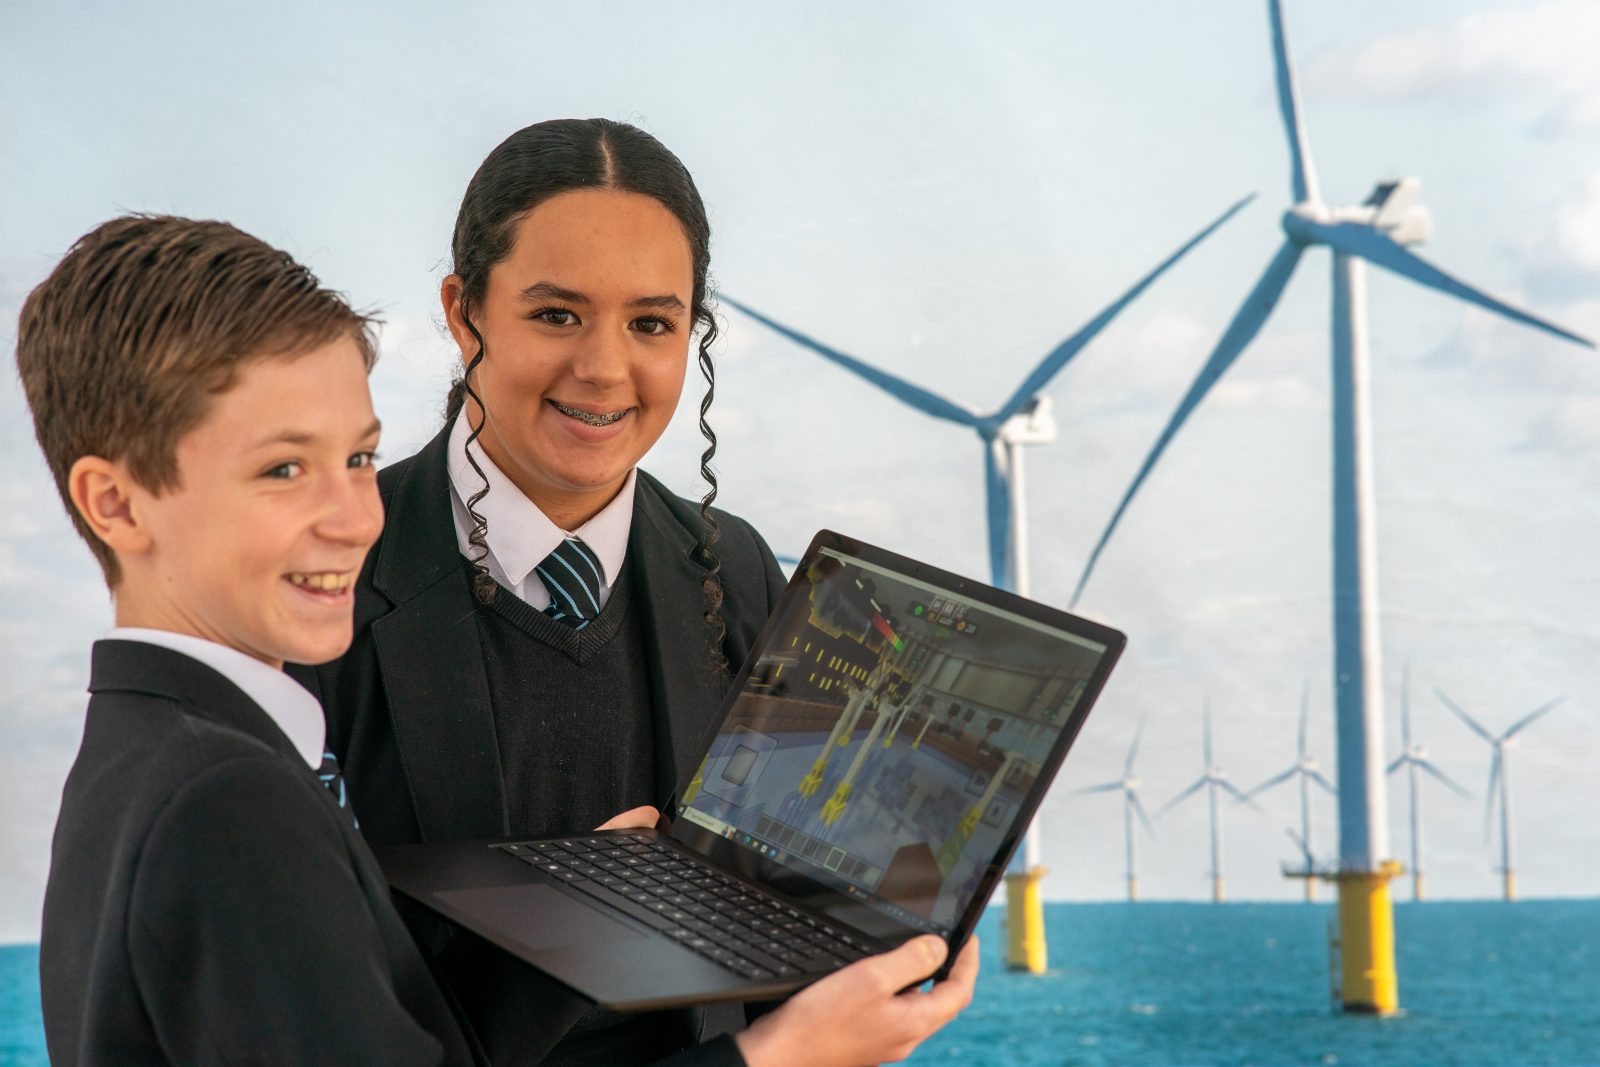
[681,547,1109,934]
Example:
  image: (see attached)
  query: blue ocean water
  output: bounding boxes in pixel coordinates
[3,900,1596,1066]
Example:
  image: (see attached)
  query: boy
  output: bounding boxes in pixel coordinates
[20,215,476,1065]
[19,214,975,1067]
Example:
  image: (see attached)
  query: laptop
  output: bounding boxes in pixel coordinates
[376,530,1125,1011]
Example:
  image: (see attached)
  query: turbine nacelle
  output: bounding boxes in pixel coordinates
[994,395,1058,447]
[1279,179,1432,249]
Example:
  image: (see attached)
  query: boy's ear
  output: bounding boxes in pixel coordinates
[67,456,153,559]
[440,274,475,366]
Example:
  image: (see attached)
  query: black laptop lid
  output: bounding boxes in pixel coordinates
[671,530,1124,947]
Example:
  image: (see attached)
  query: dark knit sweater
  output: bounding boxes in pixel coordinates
[472,560,689,1065]
[473,560,657,836]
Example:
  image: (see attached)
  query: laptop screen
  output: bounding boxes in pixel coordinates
[679,543,1112,936]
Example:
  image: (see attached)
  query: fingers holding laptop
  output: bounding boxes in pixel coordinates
[735,934,980,1066]
[593,806,661,831]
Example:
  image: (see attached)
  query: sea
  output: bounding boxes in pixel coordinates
[2,900,1595,1066]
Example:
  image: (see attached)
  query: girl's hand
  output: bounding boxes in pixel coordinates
[593,805,660,831]
[735,934,979,1067]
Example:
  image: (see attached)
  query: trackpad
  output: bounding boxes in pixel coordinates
[435,883,645,952]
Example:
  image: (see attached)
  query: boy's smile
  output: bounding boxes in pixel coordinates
[110,338,383,669]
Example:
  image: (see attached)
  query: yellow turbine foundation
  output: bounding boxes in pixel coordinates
[1503,870,1517,902]
[1334,863,1401,1015]
[1003,868,1047,974]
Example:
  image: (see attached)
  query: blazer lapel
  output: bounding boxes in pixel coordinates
[628,476,728,805]
[370,427,508,841]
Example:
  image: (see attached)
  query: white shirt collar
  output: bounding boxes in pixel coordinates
[445,413,635,599]
[105,627,327,769]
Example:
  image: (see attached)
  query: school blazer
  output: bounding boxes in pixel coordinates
[291,424,787,1066]
[40,640,477,1067]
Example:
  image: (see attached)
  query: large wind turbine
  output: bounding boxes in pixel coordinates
[726,195,1251,974]
[1072,720,1155,901]
[1068,0,1593,1013]
[1435,688,1563,903]
[1242,681,1336,901]
[1155,704,1258,903]
[1386,665,1470,902]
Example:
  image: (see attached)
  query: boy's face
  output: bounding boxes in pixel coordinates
[125,338,382,668]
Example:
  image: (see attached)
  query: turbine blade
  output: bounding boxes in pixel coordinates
[1154,778,1208,820]
[994,193,1257,421]
[1417,759,1472,800]
[1284,825,1311,864]
[1504,695,1565,740]
[1243,767,1298,800]
[1203,702,1214,769]
[1130,792,1156,835]
[1309,771,1339,798]
[1385,755,1405,776]
[983,440,1013,589]
[1124,717,1147,778]
[1073,781,1125,796]
[1401,662,1413,748]
[1312,223,1595,349]
[1297,679,1310,759]
[722,297,984,425]
[1222,781,1266,813]
[1435,687,1497,744]
[1069,241,1304,606]
[1269,0,1320,204]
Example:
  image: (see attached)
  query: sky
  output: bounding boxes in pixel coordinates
[2,0,1598,943]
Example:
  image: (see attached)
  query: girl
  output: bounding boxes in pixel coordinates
[299,119,977,1066]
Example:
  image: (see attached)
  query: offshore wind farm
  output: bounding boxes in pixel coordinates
[5,0,1600,1064]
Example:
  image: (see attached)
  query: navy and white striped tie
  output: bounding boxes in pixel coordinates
[535,537,605,629]
[316,749,359,828]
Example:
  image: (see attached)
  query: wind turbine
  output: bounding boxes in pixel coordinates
[1242,681,1336,901]
[725,194,1252,974]
[1434,688,1564,903]
[1386,665,1470,902]
[1068,0,1593,1014]
[1155,703,1258,903]
[1072,719,1155,901]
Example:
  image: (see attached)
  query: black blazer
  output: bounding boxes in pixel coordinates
[40,640,477,1067]
[291,424,787,1066]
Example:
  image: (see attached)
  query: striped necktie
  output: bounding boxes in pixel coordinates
[535,537,605,629]
[316,749,359,828]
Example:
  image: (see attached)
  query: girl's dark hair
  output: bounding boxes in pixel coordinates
[443,118,725,667]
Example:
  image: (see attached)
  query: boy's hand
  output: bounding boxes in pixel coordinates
[593,806,660,831]
[735,934,979,1067]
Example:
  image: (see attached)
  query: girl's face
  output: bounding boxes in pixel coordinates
[444,188,695,528]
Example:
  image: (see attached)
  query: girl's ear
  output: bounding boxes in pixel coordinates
[68,456,153,559]
[440,274,475,365]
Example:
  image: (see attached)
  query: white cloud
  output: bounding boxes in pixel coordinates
[1310,1,1600,133]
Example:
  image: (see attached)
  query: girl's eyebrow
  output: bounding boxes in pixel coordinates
[516,280,685,313]
[517,281,587,305]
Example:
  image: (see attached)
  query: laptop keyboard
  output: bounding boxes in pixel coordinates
[496,834,873,982]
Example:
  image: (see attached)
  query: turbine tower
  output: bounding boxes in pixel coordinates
[1386,664,1470,901]
[1242,681,1336,901]
[726,195,1251,974]
[1068,0,1593,1013]
[1155,704,1257,903]
[1435,688,1564,902]
[1072,719,1155,901]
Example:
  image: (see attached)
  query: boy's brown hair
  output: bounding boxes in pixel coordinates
[15,214,377,587]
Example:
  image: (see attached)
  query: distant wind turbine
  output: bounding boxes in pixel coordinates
[1068,0,1592,1013]
[1435,687,1564,902]
[1385,665,1470,902]
[1156,703,1259,903]
[1242,681,1336,901]
[727,194,1252,972]
[1073,719,1155,901]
